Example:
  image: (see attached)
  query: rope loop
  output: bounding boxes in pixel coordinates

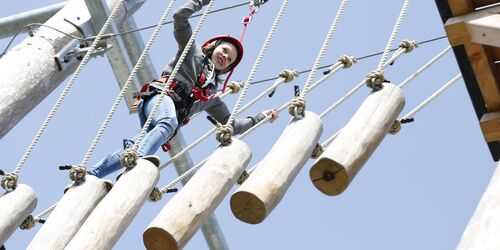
[148,187,163,202]
[216,124,234,146]
[226,81,244,94]
[339,55,357,69]
[237,170,249,185]
[120,148,138,170]
[1,172,18,192]
[399,39,419,53]
[288,96,306,118]
[68,165,87,184]
[278,69,299,83]
[311,143,325,159]
[20,215,37,230]
[388,120,402,135]
[365,70,385,90]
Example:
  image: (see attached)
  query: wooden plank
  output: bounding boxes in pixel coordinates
[447,0,475,16]
[473,0,500,9]
[310,84,405,196]
[230,111,323,224]
[445,5,500,46]
[457,161,500,249]
[144,139,251,250]
[465,43,500,111]
[480,111,500,142]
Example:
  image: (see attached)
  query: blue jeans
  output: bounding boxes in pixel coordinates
[87,95,178,178]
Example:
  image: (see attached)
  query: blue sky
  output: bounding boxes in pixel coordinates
[0,0,497,249]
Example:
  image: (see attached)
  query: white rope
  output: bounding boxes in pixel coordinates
[321,130,340,148]
[132,0,216,153]
[158,70,297,171]
[12,0,126,176]
[34,203,58,221]
[402,73,462,120]
[300,0,348,99]
[156,54,351,192]
[377,0,411,71]
[80,0,179,166]
[319,47,408,119]
[398,46,451,89]
[225,0,289,127]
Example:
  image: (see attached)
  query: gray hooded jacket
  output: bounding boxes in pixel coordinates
[155,0,264,135]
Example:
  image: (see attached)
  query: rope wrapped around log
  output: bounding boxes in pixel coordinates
[288,96,306,118]
[1,172,18,192]
[310,143,325,159]
[237,170,249,185]
[365,70,385,90]
[69,165,87,184]
[215,124,234,146]
[388,120,402,135]
[148,187,163,202]
[120,148,138,169]
[19,215,37,230]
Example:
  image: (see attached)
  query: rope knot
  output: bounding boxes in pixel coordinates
[237,170,249,185]
[339,55,357,69]
[148,187,163,202]
[20,215,37,230]
[365,70,385,90]
[288,96,306,118]
[120,149,138,169]
[1,172,18,192]
[388,120,402,135]
[69,165,87,184]
[399,40,418,53]
[278,69,299,83]
[216,124,234,146]
[311,143,325,159]
[226,81,244,94]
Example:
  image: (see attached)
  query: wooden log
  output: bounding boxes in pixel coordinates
[480,111,500,142]
[27,175,112,250]
[143,138,252,250]
[309,83,405,196]
[230,111,323,224]
[457,161,500,249]
[0,184,37,246]
[65,158,159,250]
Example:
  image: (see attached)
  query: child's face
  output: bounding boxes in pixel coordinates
[211,41,238,71]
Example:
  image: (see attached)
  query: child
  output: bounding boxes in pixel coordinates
[88,0,277,177]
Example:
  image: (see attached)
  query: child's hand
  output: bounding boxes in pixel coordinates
[263,109,279,123]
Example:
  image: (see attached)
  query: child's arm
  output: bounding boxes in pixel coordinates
[197,98,267,135]
[173,0,211,49]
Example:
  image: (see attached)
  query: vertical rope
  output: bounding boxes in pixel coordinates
[402,74,461,119]
[377,0,411,71]
[13,0,126,175]
[225,0,289,127]
[132,0,216,152]
[300,0,348,99]
[80,0,179,166]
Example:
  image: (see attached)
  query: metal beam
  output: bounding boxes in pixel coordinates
[0,2,68,40]
[85,0,140,111]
